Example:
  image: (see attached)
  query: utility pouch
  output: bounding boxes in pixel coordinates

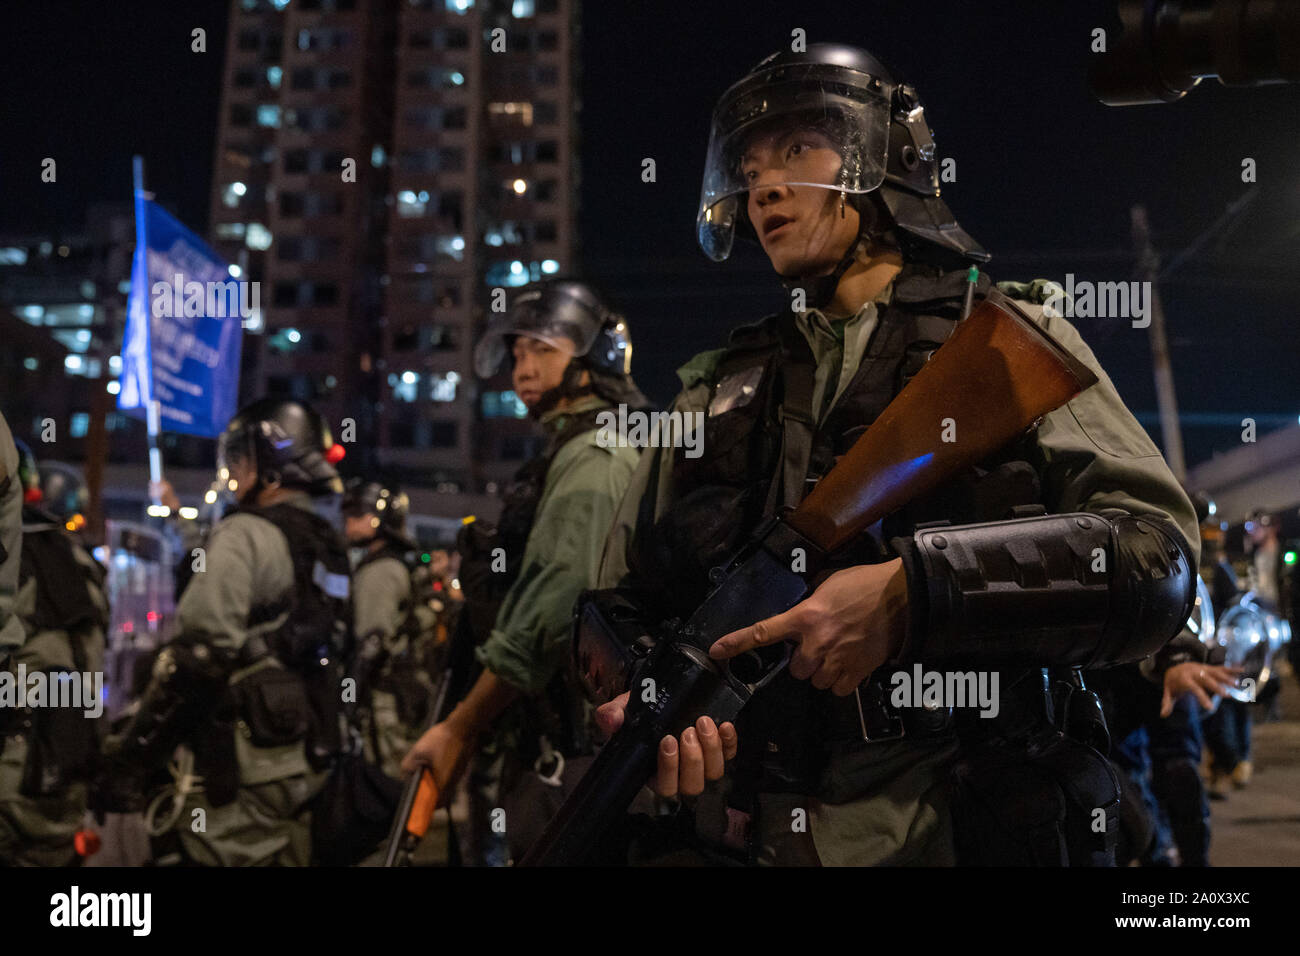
[951,730,1120,867]
[233,662,312,748]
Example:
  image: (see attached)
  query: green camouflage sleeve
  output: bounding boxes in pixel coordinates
[477,434,639,694]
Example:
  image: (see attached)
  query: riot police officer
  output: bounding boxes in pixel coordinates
[402,279,648,864]
[595,44,1199,866]
[96,398,351,866]
[0,444,108,866]
[342,479,432,780]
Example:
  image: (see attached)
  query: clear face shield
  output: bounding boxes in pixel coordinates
[473,288,598,378]
[215,427,257,502]
[696,65,892,261]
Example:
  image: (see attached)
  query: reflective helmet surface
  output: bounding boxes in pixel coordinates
[697,44,895,262]
[697,43,988,268]
[1213,593,1292,703]
[341,478,410,540]
[38,461,88,521]
[217,398,342,498]
[473,279,631,379]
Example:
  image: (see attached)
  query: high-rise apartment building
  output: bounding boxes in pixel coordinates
[208,0,577,498]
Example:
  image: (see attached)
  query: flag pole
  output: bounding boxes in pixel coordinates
[133,155,165,508]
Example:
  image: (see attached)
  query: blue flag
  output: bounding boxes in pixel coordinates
[119,194,246,438]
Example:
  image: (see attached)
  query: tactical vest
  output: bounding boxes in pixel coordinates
[628,265,1052,790]
[232,502,354,774]
[239,502,353,670]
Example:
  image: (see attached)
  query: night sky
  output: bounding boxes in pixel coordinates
[3,0,1298,470]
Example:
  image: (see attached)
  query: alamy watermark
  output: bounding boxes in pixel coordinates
[1043,274,1151,328]
[889,664,1000,718]
[151,273,259,319]
[0,664,103,718]
[596,404,705,459]
[49,886,151,936]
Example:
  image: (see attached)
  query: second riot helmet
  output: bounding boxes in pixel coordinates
[341,479,412,546]
[217,398,343,500]
[473,279,651,413]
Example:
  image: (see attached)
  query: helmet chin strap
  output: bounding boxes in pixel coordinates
[781,218,867,313]
[529,361,593,419]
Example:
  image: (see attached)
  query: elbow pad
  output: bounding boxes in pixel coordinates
[896,511,1194,669]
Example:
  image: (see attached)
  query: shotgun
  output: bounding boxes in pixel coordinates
[522,290,1099,866]
[382,663,454,867]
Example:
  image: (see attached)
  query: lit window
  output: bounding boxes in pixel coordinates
[512,0,534,16]
[397,190,428,218]
[64,355,84,373]
[109,355,122,374]
[22,357,38,371]
[371,144,386,167]
[19,304,44,323]
[0,247,27,265]
[222,182,247,208]
[512,178,527,195]
[489,101,534,126]
[216,222,247,239]
[430,371,459,402]
[256,105,281,128]
[267,66,283,88]
[246,223,273,250]
[541,259,559,274]
[445,0,472,12]
[70,413,90,438]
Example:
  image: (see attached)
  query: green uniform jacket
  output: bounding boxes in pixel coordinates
[598,281,1199,866]
[477,396,641,696]
[160,493,326,866]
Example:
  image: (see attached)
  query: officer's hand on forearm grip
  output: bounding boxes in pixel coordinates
[594,691,737,798]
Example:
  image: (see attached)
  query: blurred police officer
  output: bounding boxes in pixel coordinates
[96,398,351,866]
[342,479,433,780]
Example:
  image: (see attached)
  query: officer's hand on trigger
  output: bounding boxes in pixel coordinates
[711,558,910,696]
[595,692,737,798]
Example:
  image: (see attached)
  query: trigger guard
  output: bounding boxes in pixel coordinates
[726,643,790,694]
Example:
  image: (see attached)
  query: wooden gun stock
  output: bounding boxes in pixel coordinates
[786,290,1097,552]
